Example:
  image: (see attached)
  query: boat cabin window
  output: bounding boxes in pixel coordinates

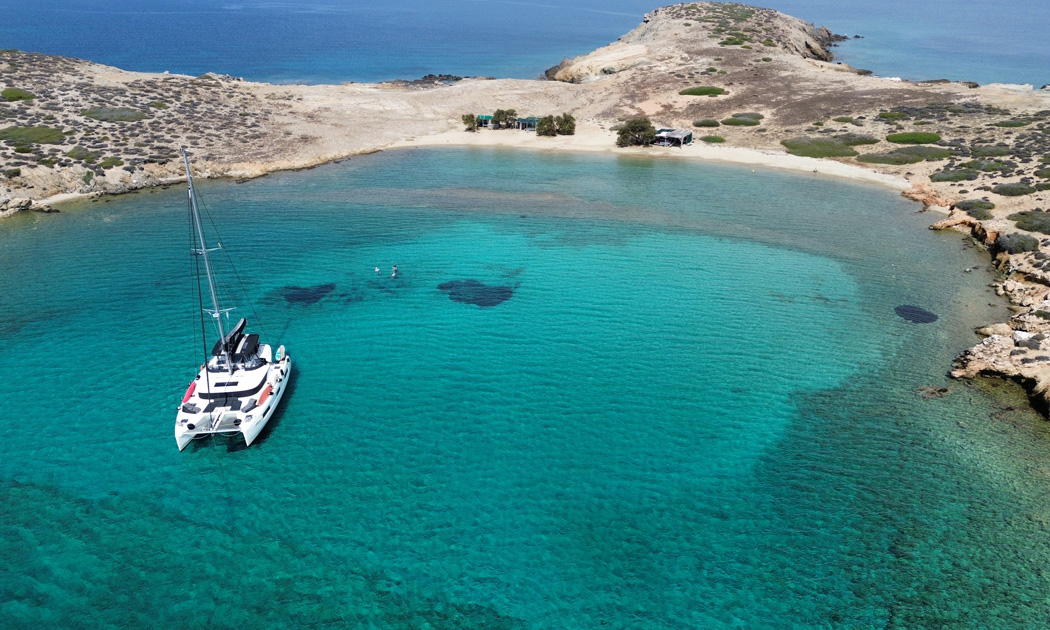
[208,354,230,372]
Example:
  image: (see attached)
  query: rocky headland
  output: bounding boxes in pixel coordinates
[3,3,1050,410]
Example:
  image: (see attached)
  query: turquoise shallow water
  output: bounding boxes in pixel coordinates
[3,149,1050,627]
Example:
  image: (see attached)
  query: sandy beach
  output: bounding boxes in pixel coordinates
[391,125,911,190]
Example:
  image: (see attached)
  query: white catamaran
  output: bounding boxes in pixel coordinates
[175,149,291,451]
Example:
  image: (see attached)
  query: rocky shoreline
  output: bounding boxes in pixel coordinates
[3,3,1050,411]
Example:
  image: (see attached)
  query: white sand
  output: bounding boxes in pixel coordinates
[391,124,910,191]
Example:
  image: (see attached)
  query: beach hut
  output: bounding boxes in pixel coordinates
[515,116,540,131]
[655,128,693,147]
[476,114,494,128]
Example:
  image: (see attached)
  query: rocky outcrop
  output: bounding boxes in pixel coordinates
[0,197,40,218]
[952,331,1050,413]
[807,26,846,62]
[944,254,1050,411]
[927,201,1050,411]
[546,3,843,84]
[929,208,1000,247]
[903,183,953,209]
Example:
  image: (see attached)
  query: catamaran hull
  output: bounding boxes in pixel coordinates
[175,350,291,451]
[176,431,194,451]
[240,355,291,447]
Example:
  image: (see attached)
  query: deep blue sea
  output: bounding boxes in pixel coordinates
[4,1,1050,628]
[0,0,1047,86]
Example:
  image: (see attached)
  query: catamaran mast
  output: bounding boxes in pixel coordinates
[182,148,229,359]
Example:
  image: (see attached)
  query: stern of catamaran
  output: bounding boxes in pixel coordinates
[175,344,291,450]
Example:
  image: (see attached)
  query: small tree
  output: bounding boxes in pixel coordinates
[616,117,656,147]
[556,112,576,135]
[536,115,557,137]
[492,108,519,129]
[462,113,478,132]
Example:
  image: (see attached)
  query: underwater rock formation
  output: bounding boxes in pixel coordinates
[280,282,336,304]
[895,304,938,323]
[437,279,513,307]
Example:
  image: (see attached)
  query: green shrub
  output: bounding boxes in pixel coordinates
[719,35,750,46]
[834,133,878,146]
[994,183,1036,197]
[536,115,557,137]
[2,168,20,178]
[961,202,991,220]
[957,199,995,220]
[731,112,764,121]
[0,125,65,145]
[930,169,979,182]
[1038,183,1050,191]
[82,171,94,184]
[150,101,168,109]
[1041,155,1050,163]
[616,117,657,147]
[780,137,858,158]
[960,159,1010,172]
[878,111,908,121]
[713,5,754,20]
[66,146,97,163]
[722,117,760,126]
[1034,168,1050,179]
[956,199,995,212]
[886,132,942,144]
[693,119,720,128]
[555,112,576,135]
[1009,210,1050,233]
[701,135,725,143]
[706,66,718,72]
[893,145,954,160]
[762,39,776,47]
[491,108,518,128]
[1,87,35,101]
[971,144,1012,157]
[98,157,124,169]
[761,57,772,62]
[856,145,952,165]
[857,152,923,165]
[994,119,1031,127]
[679,86,725,96]
[997,233,1041,253]
[81,106,147,122]
[832,116,853,123]
[13,146,33,154]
